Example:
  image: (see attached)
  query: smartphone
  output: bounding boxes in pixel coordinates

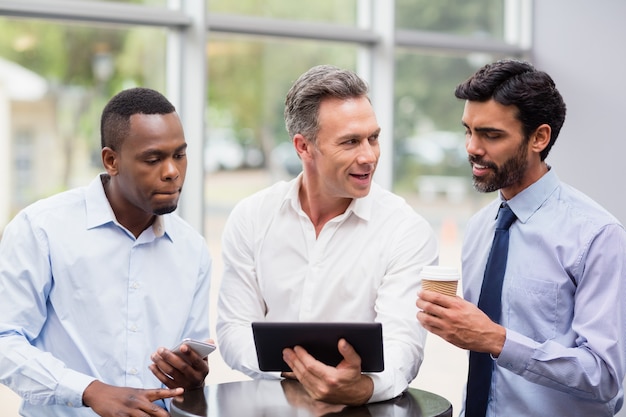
[171,338,216,358]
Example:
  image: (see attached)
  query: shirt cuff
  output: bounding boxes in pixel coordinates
[366,369,406,403]
[496,330,535,374]
[56,369,97,408]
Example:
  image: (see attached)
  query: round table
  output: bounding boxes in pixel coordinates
[171,379,452,417]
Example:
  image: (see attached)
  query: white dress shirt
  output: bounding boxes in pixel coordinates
[216,174,438,403]
[0,174,212,417]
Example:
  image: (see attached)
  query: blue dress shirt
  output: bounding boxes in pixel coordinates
[461,169,626,416]
[0,174,212,417]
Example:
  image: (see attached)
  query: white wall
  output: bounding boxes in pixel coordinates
[533,2,626,415]
[532,0,626,224]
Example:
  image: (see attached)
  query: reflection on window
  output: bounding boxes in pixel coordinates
[0,18,167,226]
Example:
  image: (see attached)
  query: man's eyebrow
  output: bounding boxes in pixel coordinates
[138,143,188,158]
[474,127,506,134]
[339,128,381,140]
[461,122,506,134]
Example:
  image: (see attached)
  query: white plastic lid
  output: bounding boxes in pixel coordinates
[420,265,460,281]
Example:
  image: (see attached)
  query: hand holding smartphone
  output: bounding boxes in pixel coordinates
[171,338,216,359]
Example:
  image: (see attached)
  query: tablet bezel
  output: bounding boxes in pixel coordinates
[252,322,384,372]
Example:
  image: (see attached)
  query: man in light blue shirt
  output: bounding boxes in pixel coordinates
[0,88,212,417]
[417,59,626,416]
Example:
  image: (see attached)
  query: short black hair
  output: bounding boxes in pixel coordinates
[100,87,176,150]
[455,59,566,161]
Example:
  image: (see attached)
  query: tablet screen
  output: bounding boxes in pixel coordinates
[252,322,384,372]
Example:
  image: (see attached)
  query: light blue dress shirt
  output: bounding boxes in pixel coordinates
[461,169,626,416]
[0,174,212,417]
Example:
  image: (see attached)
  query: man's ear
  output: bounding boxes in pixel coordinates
[101,147,119,176]
[293,134,309,161]
[531,124,551,154]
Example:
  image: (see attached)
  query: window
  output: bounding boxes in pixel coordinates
[208,0,358,25]
[396,0,505,40]
[0,18,167,223]
[0,2,532,413]
[205,35,359,235]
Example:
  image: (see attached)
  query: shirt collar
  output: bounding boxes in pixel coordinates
[283,173,373,222]
[85,174,170,239]
[85,174,116,230]
[501,168,560,224]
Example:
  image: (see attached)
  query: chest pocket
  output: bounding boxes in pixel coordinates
[505,276,559,342]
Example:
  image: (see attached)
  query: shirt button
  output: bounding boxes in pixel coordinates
[67,401,73,407]
[129,368,138,375]
[131,282,140,289]
[130,325,138,332]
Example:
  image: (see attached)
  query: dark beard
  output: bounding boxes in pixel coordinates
[470,140,528,193]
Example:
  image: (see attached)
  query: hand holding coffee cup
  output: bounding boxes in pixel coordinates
[420,266,459,297]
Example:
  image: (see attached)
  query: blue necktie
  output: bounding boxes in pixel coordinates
[465,203,517,417]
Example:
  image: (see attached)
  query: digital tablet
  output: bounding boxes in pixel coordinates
[252,322,384,372]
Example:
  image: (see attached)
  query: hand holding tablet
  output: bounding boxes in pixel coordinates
[252,322,384,372]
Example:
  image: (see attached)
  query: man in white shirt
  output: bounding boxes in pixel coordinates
[217,65,438,405]
[0,88,212,417]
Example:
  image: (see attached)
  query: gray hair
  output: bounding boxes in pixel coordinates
[284,65,369,143]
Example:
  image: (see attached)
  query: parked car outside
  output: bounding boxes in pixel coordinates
[204,128,245,173]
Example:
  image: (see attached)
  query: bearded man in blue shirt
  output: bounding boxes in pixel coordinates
[0,87,212,417]
[417,59,626,416]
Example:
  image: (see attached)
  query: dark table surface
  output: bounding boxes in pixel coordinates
[171,379,452,417]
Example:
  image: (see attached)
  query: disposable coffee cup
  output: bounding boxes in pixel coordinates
[420,266,459,297]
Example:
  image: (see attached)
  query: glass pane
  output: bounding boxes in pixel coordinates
[208,0,358,25]
[0,18,167,230]
[204,35,358,236]
[393,50,511,264]
[396,0,505,40]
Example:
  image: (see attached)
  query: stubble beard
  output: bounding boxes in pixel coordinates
[470,140,529,194]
